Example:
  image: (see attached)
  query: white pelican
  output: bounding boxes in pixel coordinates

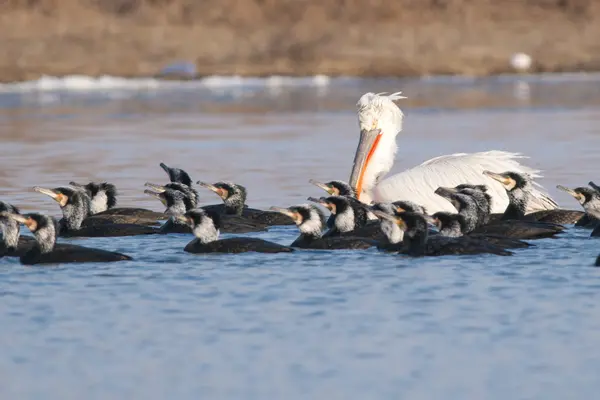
[348,92,558,213]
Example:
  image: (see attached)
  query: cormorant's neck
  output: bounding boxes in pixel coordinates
[333,207,355,233]
[457,202,479,233]
[298,218,323,240]
[0,217,20,249]
[380,220,404,244]
[61,193,91,230]
[166,201,187,216]
[33,226,56,254]
[193,225,219,244]
[223,196,245,215]
[503,189,528,220]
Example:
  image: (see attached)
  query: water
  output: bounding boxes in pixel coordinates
[1,74,600,399]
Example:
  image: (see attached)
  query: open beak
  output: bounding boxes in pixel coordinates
[159,162,171,174]
[197,181,227,199]
[349,128,382,201]
[3,212,37,230]
[269,207,299,223]
[483,170,511,186]
[33,186,67,207]
[144,183,167,193]
[589,181,600,192]
[143,189,167,206]
[309,179,335,195]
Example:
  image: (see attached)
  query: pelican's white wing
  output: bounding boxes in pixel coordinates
[372,151,558,214]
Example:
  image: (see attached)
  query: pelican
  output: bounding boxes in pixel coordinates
[348,92,558,214]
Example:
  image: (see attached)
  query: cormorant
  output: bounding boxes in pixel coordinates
[2,212,132,265]
[175,208,294,254]
[197,181,294,226]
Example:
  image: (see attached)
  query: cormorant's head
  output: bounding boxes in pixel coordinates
[270,204,325,235]
[3,212,52,233]
[197,181,246,202]
[392,200,428,215]
[144,186,193,215]
[3,212,57,253]
[160,162,193,187]
[455,183,489,193]
[175,208,221,243]
[33,186,84,208]
[307,195,351,215]
[483,170,530,192]
[309,179,356,197]
[372,210,433,234]
[557,185,600,207]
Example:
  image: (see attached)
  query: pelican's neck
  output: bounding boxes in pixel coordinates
[355,92,405,203]
[360,131,398,203]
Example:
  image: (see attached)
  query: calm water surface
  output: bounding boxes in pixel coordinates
[1,75,600,399]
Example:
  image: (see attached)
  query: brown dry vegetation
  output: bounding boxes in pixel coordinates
[0,0,599,82]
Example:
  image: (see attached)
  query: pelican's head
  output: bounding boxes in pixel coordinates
[349,92,407,203]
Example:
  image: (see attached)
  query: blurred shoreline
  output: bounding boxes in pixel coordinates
[1,1,599,83]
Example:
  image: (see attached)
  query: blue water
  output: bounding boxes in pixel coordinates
[1,75,600,399]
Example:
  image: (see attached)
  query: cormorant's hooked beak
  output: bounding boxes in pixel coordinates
[144,183,167,193]
[159,163,171,174]
[482,170,513,187]
[307,196,335,213]
[372,210,407,230]
[557,185,583,202]
[197,181,227,200]
[33,186,68,207]
[309,179,335,195]
[349,128,382,201]
[589,181,600,192]
[434,186,457,198]
[269,206,300,223]
[2,212,37,231]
